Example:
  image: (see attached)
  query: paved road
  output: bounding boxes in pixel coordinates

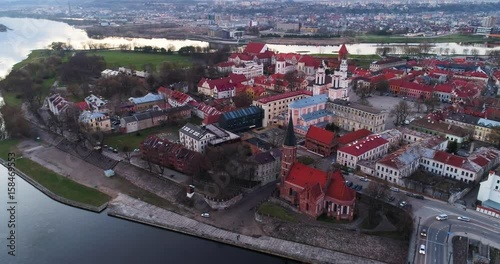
[343,172,500,264]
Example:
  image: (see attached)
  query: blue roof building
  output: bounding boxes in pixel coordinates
[219,106,264,133]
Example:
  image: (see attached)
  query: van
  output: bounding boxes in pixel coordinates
[436,214,448,221]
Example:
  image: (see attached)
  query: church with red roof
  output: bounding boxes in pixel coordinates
[279,119,356,220]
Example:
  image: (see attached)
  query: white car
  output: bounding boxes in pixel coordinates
[436,214,448,221]
[390,187,400,192]
[419,245,426,255]
[457,216,471,222]
[360,177,369,182]
[201,213,210,218]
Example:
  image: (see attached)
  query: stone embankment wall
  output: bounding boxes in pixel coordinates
[203,193,243,210]
[0,158,107,213]
[108,194,385,264]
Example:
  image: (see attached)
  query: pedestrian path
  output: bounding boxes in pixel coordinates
[108,194,386,264]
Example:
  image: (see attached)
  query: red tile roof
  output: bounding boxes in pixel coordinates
[338,44,348,57]
[243,42,267,54]
[337,129,372,145]
[256,90,311,104]
[75,102,89,111]
[338,135,388,157]
[325,171,355,202]
[435,83,453,93]
[286,162,327,189]
[306,126,335,145]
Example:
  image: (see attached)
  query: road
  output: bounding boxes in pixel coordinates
[342,172,500,264]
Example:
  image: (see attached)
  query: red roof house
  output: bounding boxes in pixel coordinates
[305,126,336,156]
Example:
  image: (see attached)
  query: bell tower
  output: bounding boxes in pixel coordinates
[281,118,297,185]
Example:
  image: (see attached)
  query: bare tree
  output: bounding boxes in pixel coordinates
[470,48,479,56]
[390,101,411,126]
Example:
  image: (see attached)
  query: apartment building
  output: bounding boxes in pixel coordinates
[337,135,389,169]
[179,123,240,153]
[409,118,470,146]
[232,61,264,79]
[476,169,500,218]
[445,113,500,143]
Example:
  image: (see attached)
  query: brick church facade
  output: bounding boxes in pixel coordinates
[279,118,356,220]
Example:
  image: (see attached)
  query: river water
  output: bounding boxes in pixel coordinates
[0,166,293,264]
[2,17,500,78]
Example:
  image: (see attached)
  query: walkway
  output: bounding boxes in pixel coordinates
[108,194,386,264]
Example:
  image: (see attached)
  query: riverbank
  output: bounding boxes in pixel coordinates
[108,194,385,264]
[0,139,109,212]
[0,23,8,32]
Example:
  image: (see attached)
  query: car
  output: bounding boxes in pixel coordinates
[419,245,426,255]
[201,213,210,218]
[390,187,400,192]
[133,148,140,152]
[103,144,108,148]
[345,181,353,188]
[457,216,471,222]
[414,195,424,200]
[108,146,114,151]
[351,184,359,189]
[356,185,363,191]
[360,177,368,182]
[113,149,118,153]
[388,196,395,202]
[420,229,427,237]
[406,192,415,197]
[399,201,408,207]
[436,214,448,221]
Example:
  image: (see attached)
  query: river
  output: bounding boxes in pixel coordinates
[0,166,294,264]
[2,17,500,78]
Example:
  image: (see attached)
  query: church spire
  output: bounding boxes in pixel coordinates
[283,117,296,147]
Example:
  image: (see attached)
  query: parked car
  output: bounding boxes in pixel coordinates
[420,229,427,237]
[113,148,118,153]
[436,214,448,221]
[419,245,426,255]
[457,216,471,222]
[390,187,400,192]
[201,213,210,218]
[345,181,353,188]
[355,185,363,191]
[406,192,415,197]
[399,201,408,207]
[352,184,359,190]
[360,177,369,182]
[108,146,114,151]
[414,195,424,200]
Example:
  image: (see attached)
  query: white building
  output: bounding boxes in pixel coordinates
[46,94,70,116]
[232,61,263,79]
[179,123,240,153]
[476,169,500,218]
[337,135,390,169]
[84,94,109,113]
[101,69,120,78]
[328,59,350,101]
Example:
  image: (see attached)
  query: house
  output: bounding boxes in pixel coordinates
[84,94,109,113]
[46,93,70,116]
[248,148,281,185]
[218,106,264,133]
[129,93,165,111]
[337,135,389,169]
[370,57,407,72]
[167,90,194,108]
[232,61,264,79]
[409,118,470,146]
[304,126,336,157]
[120,106,191,134]
[101,69,119,78]
[243,42,268,55]
[79,111,111,132]
[215,61,236,74]
[279,119,356,220]
[179,123,240,153]
[197,74,248,98]
[476,169,500,218]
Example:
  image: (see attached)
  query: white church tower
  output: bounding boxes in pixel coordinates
[328,59,350,101]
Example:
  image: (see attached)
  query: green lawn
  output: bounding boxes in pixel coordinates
[1,92,23,107]
[258,202,296,222]
[355,34,488,44]
[0,139,110,207]
[86,50,192,70]
[104,117,201,150]
[12,49,52,71]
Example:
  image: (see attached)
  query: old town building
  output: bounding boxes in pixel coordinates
[327,99,388,133]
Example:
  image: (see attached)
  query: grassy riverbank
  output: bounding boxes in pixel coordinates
[85,50,192,70]
[0,139,110,207]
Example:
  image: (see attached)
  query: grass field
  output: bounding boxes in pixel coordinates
[0,139,110,207]
[258,202,296,222]
[11,49,52,71]
[86,50,192,70]
[355,34,488,44]
[104,117,201,150]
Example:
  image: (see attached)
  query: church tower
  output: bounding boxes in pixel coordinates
[315,65,326,85]
[338,44,348,61]
[281,118,297,185]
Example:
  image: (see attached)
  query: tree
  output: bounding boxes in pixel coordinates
[447,140,458,154]
[1,105,32,138]
[375,79,389,95]
[284,71,300,91]
[122,145,132,163]
[390,101,411,126]
[424,95,440,113]
[470,48,479,56]
[325,122,340,133]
